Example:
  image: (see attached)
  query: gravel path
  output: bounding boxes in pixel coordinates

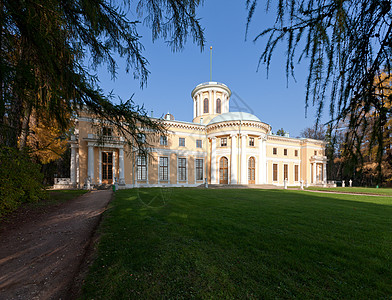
[0,190,112,300]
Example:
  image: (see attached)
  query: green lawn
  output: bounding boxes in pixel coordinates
[306,186,392,196]
[81,188,392,299]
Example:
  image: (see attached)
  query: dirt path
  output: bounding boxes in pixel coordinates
[0,190,112,300]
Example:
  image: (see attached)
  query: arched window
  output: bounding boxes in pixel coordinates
[216,98,221,114]
[203,98,209,113]
[219,156,228,184]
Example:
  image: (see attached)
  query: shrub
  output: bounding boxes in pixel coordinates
[0,147,47,218]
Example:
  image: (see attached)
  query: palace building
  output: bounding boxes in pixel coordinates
[66,81,327,189]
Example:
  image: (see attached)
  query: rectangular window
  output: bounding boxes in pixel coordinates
[196,159,203,181]
[137,133,146,144]
[196,139,202,148]
[284,149,288,156]
[221,137,227,147]
[314,150,317,156]
[137,155,147,181]
[179,137,185,147]
[284,164,288,180]
[102,152,113,180]
[273,147,277,155]
[160,135,168,146]
[273,164,278,181]
[102,127,112,136]
[178,158,187,181]
[295,165,299,181]
[249,137,255,147]
[159,157,168,181]
[295,150,298,157]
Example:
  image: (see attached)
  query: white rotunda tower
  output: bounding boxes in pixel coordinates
[191,82,231,124]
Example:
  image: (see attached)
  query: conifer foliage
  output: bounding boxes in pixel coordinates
[246,0,392,184]
[0,0,204,215]
[0,0,205,149]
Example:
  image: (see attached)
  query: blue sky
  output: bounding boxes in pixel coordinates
[95,1,329,137]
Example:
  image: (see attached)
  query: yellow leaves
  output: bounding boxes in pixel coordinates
[26,118,69,164]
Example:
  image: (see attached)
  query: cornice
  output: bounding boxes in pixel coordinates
[267,135,302,144]
[164,120,206,131]
[206,120,270,132]
[191,82,232,98]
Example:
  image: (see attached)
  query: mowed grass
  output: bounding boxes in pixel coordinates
[81,188,392,299]
[306,186,392,196]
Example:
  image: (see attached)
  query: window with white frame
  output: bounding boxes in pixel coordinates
[284,164,288,180]
[273,163,278,181]
[179,137,185,147]
[221,137,227,147]
[195,159,203,181]
[102,126,113,136]
[160,135,168,146]
[137,155,147,180]
[216,98,221,114]
[137,133,146,144]
[249,137,255,147]
[178,158,187,181]
[204,98,209,113]
[196,139,202,148]
[159,157,169,181]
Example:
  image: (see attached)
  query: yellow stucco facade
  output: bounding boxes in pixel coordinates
[68,81,327,188]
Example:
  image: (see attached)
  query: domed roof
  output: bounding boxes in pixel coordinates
[208,112,261,125]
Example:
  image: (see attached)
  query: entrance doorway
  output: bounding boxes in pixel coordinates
[248,157,255,184]
[102,152,113,184]
[219,156,228,184]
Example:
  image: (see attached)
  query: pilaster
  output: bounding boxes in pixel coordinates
[240,134,247,184]
[230,134,237,184]
[119,148,125,184]
[70,145,76,186]
[211,137,217,184]
[88,145,94,182]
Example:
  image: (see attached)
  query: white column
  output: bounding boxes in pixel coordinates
[257,137,263,184]
[323,163,327,183]
[211,137,217,184]
[98,149,102,184]
[230,134,237,184]
[208,90,212,114]
[112,150,116,183]
[119,148,125,184]
[76,150,80,187]
[196,94,200,116]
[70,145,76,185]
[193,97,196,119]
[213,90,216,113]
[312,162,316,184]
[263,138,267,184]
[199,94,202,116]
[88,145,94,182]
[241,134,247,184]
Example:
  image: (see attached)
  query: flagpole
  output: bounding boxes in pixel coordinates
[210,46,212,81]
